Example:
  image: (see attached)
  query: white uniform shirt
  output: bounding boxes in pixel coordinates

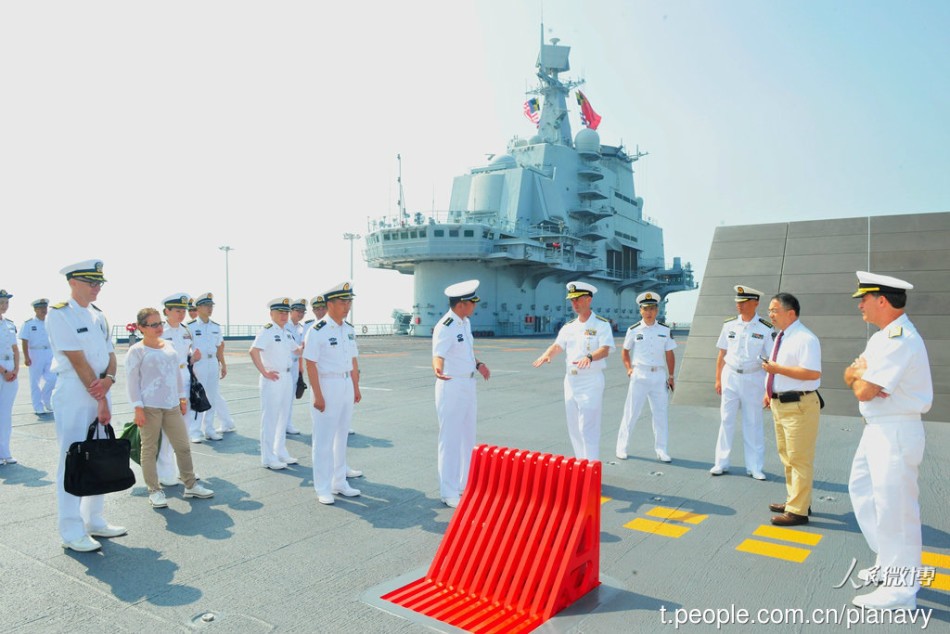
[126,342,185,408]
[160,322,193,369]
[432,310,475,377]
[287,321,305,362]
[18,317,51,350]
[251,322,298,373]
[303,318,358,374]
[769,319,821,392]
[858,314,933,417]
[624,320,677,367]
[187,318,223,359]
[0,318,16,371]
[47,300,114,378]
[717,315,774,370]
[554,312,615,371]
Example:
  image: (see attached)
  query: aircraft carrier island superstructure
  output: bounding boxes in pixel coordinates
[365,35,696,337]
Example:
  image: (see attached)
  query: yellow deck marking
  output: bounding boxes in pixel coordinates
[922,551,950,570]
[927,572,950,592]
[646,506,709,525]
[600,496,611,505]
[752,525,822,546]
[624,518,690,538]
[736,539,811,563]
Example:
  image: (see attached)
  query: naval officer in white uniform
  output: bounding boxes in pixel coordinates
[284,298,307,435]
[710,286,774,479]
[533,281,614,461]
[432,280,490,508]
[19,298,56,415]
[615,292,677,463]
[187,293,227,441]
[844,271,933,612]
[0,289,19,464]
[250,298,301,470]
[47,260,126,552]
[304,282,362,504]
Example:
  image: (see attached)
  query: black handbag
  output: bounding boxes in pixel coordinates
[295,373,307,399]
[64,420,136,496]
[188,362,212,413]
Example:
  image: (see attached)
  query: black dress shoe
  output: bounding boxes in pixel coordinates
[768,503,812,515]
[771,512,809,526]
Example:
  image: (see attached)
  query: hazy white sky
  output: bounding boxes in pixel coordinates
[2,1,948,329]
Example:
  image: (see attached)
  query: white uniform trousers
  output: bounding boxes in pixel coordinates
[713,367,766,473]
[616,367,669,456]
[435,376,477,499]
[156,367,190,481]
[189,357,220,437]
[310,376,354,496]
[259,372,292,465]
[285,362,301,434]
[563,370,605,461]
[848,417,925,599]
[27,348,56,412]
[214,391,236,432]
[51,378,110,542]
[0,374,17,459]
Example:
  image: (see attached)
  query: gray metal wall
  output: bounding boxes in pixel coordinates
[674,211,949,422]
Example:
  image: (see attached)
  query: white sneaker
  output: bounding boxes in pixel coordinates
[852,587,916,611]
[62,535,101,552]
[263,461,288,470]
[286,427,301,435]
[441,497,460,508]
[184,484,214,499]
[346,468,363,478]
[332,485,361,497]
[149,491,168,508]
[749,471,767,481]
[656,450,672,463]
[317,494,335,505]
[1,457,17,465]
[190,435,203,444]
[217,424,237,433]
[615,451,628,460]
[87,524,128,538]
[348,429,356,435]
[709,465,727,476]
[280,457,299,465]
[204,431,223,441]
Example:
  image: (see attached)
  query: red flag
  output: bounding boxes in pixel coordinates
[576,90,602,130]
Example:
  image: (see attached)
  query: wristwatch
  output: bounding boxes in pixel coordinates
[586,353,594,362]
[100,372,116,382]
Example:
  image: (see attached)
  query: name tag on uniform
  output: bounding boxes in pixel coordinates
[274,335,281,342]
[31,326,37,331]
[636,334,644,341]
[658,334,667,338]
[752,333,764,339]
[329,338,338,346]
[77,327,88,333]
[195,330,202,336]
[728,331,736,339]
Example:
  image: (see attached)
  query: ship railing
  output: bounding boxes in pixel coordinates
[112,323,396,345]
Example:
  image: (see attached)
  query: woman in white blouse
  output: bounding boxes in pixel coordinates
[126,308,214,508]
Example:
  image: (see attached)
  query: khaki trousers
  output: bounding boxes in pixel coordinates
[141,406,196,491]
[771,392,820,516]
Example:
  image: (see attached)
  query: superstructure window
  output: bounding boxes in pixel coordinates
[463,230,474,237]
[434,230,444,237]
[449,230,459,237]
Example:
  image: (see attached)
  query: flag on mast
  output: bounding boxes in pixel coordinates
[523,98,541,126]
[576,90,602,130]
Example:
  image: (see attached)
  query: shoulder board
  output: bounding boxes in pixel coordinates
[565,317,577,325]
[314,320,327,331]
[304,319,314,325]
[724,316,738,323]
[181,323,192,335]
[210,320,220,326]
[52,302,68,309]
[186,319,197,325]
[90,303,102,312]
[344,320,352,327]
[442,317,454,326]
[758,317,773,328]
[658,320,669,327]
[263,323,273,329]
[596,315,609,322]
[888,326,903,338]
[628,321,642,330]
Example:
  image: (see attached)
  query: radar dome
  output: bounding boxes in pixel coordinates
[490,154,517,169]
[574,128,601,155]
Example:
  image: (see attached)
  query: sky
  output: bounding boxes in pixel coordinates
[2,1,949,330]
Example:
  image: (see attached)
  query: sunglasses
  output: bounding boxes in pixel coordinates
[140,322,163,328]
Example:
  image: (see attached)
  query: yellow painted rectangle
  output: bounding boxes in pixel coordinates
[926,572,950,592]
[922,551,950,570]
[646,506,709,525]
[736,538,811,563]
[624,518,690,538]
[600,496,611,505]
[752,525,823,546]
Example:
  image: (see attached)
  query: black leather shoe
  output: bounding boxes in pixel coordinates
[771,512,809,526]
[768,503,812,515]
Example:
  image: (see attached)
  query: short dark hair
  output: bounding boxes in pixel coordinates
[771,292,801,316]
[870,291,907,309]
[449,297,461,308]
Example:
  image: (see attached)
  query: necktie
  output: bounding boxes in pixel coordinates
[766,330,784,397]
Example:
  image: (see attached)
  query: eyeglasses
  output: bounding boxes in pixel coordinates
[79,279,105,288]
[141,322,162,328]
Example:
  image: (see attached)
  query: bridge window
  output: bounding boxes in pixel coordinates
[449,230,459,237]
[464,229,474,237]
[434,230,444,237]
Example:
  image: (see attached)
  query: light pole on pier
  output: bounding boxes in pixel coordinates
[342,233,361,324]
[218,245,234,337]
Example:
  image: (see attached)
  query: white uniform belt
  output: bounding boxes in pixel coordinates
[726,362,763,374]
[863,414,922,425]
[568,368,601,376]
[319,371,351,378]
[634,365,665,372]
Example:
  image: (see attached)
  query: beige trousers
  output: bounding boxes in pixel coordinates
[771,392,820,516]
[141,406,196,492]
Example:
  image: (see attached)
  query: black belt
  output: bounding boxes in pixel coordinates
[771,390,815,403]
